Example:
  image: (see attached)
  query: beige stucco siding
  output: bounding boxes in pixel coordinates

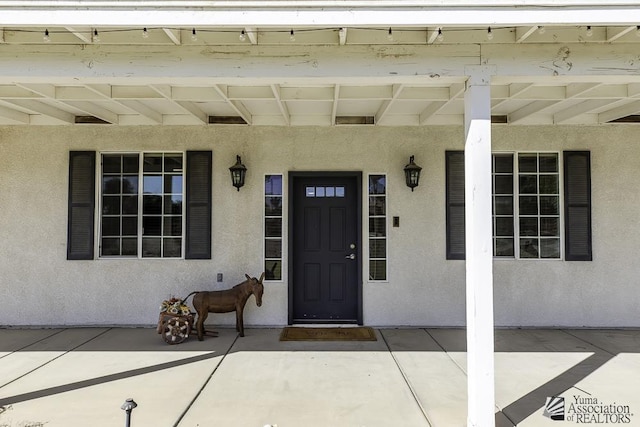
[1,125,639,327]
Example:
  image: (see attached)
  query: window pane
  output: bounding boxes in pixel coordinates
[265,197,282,216]
[102,155,122,174]
[316,187,325,197]
[102,196,120,215]
[142,238,161,257]
[520,238,539,258]
[164,195,182,214]
[540,217,559,236]
[122,196,138,215]
[519,217,538,236]
[494,196,513,215]
[539,154,558,173]
[163,216,182,236]
[369,175,386,194]
[495,238,514,257]
[540,238,560,259]
[370,239,386,258]
[265,260,282,281]
[143,175,162,194]
[369,260,387,281]
[102,217,120,236]
[495,217,514,236]
[493,155,513,173]
[539,175,558,194]
[540,196,559,215]
[122,155,139,173]
[143,216,161,236]
[163,238,182,257]
[143,154,162,172]
[519,175,538,194]
[103,177,121,194]
[519,196,538,215]
[143,195,162,215]
[369,218,386,237]
[122,176,138,194]
[164,155,183,172]
[265,175,283,196]
[494,176,513,195]
[122,238,137,256]
[369,196,386,216]
[101,238,120,256]
[164,175,182,194]
[122,216,137,236]
[265,239,282,258]
[336,187,345,197]
[265,218,282,237]
[306,186,315,197]
[519,154,537,173]
[326,187,335,197]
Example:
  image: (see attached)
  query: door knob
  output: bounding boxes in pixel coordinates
[345,253,355,260]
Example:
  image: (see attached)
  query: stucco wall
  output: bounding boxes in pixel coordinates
[1,124,639,327]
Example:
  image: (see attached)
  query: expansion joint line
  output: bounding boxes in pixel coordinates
[172,333,240,427]
[0,327,112,390]
[379,329,433,427]
[0,329,64,362]
[560,330,616,357]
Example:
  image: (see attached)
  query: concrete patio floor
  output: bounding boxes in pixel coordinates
[0,328,638,426]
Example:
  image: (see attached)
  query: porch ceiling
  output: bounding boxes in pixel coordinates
[1,2,640,126]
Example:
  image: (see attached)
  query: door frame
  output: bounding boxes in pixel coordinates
[287,171,363,325]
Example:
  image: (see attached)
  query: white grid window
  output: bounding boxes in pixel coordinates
[492,152,561,259]
[100,152,183,258]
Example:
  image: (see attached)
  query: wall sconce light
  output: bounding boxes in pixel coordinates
[403,155,422,191]
[229,155,247,191]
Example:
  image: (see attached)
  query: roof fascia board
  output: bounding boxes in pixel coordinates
[2,8,640,27]
[3,1,640,6]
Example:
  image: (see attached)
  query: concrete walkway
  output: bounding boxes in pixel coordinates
[0,328,638,426]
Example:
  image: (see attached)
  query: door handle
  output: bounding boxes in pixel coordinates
[345,253,355,260]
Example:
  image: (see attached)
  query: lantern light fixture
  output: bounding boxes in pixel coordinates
[403,155,422,192]
[229,155,247,191]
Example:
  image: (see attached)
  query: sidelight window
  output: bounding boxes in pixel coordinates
[368,174,387,280]
[265,175,283,280]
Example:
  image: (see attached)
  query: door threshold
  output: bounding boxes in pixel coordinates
[291,321,360,327]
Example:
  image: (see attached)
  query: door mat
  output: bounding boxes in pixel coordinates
[279,327,377,341]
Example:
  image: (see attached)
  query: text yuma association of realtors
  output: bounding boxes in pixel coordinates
[567,396,633,424]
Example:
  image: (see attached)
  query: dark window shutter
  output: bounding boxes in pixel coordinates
[564,151,592,261]
[446,151,466,260]
[67,151,96,260]
[186,151,212,259]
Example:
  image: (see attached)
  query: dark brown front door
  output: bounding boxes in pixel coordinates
[289,173,362,324]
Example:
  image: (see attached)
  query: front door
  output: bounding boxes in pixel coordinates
[289,173,362,324]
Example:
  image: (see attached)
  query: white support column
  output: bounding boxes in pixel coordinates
[464,66,495,427]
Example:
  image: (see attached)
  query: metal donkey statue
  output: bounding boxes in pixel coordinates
[185,272,265,340]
